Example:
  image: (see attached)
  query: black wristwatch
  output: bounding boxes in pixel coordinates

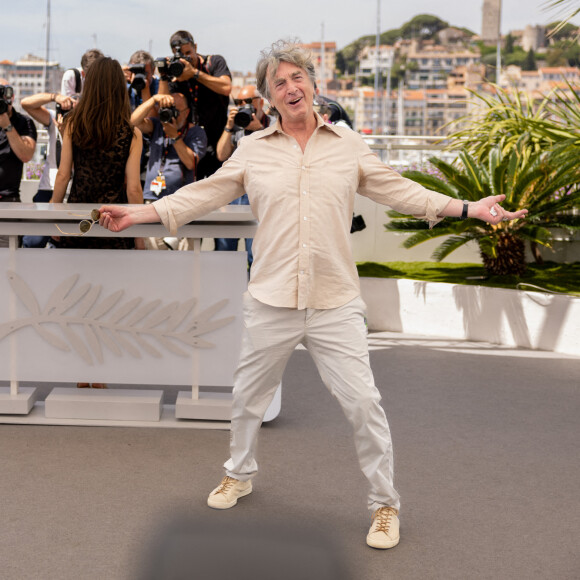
[460,200,469,219]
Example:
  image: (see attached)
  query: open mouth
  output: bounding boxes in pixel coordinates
[288,96,302,106]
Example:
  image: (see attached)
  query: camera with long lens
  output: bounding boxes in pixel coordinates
[155,51,191,79]
[0,85,14,115]
[128,64,147,92]
[233,104,256,129]
[159,105,179,124]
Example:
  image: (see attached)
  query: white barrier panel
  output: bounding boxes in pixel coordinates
[0,249,246,385]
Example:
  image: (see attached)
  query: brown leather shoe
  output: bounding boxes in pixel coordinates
[91,383,108,389]
[77,383,90,388]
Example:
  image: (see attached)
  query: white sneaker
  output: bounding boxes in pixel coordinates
[207,476,252,509]
[366,506,400,549]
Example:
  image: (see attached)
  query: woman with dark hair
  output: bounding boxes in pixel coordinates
[52,55,143,250]
[51,56,143,388]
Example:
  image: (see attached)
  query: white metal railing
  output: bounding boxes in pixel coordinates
[361,134,456,168]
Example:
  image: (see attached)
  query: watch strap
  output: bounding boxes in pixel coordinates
[460,200,469,219]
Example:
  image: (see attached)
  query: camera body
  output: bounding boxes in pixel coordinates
[159,106,179,124]
[55,96,76,120]
[0,85,14,115]
[350,214,366,234]
[233,104,256,129]
[128,64,147,92]
[155,51,191,79]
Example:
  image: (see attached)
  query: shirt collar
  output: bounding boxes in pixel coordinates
[255,112,343,140]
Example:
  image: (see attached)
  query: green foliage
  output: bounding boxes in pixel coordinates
[385,139,580,272]
[544,1,580,36]
[523,49,537,71]
[400,14,449,39]
[546,47,569,67]
[356,261,580,295]
[547,20,580,40]
[504,48,532,68]
[445,84,580,161]
[336,14,458,75]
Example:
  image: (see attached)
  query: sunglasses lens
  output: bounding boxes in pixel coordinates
[91,209,101,221]
[79,220,92,234]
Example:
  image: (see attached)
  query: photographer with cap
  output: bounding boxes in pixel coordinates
[131,91,207,250]
[157,30,231,180]
[0,79,37,246]
[214,85,275,267]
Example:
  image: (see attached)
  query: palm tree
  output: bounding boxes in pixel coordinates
[386,139,579,276]
[445,84,579,163]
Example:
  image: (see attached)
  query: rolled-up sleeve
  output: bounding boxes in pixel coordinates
[152,147,247,235]
[356,140,451,227]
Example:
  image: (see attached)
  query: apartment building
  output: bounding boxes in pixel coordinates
[0,54,61,105]
[346,85,472,136]
[406,41,481,89]
[500,65,580,92]
[299,41,336,89]
[358,45,395,76]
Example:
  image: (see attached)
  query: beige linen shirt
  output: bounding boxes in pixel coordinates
[153,115,451,310]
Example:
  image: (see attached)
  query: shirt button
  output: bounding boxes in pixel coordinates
[300,270,305,274]
[301,165,306,170]
[302,191,307,195]
[302,243,307,247]
[303,216,308,220]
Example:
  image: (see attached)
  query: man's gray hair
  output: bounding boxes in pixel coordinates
[130,50,154,67]
[256,39,316,102]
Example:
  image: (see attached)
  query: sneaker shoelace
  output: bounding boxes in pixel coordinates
[215,476,236,495]
[374,507,398,533]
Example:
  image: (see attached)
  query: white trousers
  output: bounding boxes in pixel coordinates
[224,293,400,513]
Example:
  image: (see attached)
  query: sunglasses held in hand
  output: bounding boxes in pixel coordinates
[55,209,101,236]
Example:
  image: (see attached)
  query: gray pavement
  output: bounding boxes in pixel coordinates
[1,334,579,579]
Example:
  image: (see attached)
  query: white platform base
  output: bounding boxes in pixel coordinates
[176,384,282,422]
[176,391,233,421]
[0,402,230,429]
[45,387,164,422]
[0,386,38,414]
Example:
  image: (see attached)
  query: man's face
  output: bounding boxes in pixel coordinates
[235,86,264,129]
[267,61,314,126]
[175,42,197,64]
[173,94,190,129]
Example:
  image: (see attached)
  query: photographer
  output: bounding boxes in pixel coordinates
[214,85,274,267]
[60,48,104,97]
[131,92,207,250]
[125,50,159,110]
[0,79,37,247]
[158,30,231,180]
[20,91,75,248]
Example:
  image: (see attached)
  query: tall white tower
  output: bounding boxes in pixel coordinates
[481,0,501,43]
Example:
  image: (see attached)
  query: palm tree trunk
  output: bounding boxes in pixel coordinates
[480,232,527,276]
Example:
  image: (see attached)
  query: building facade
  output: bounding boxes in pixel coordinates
[0,54,62,105]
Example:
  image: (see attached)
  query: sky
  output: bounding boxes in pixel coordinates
[3,0,578,73]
